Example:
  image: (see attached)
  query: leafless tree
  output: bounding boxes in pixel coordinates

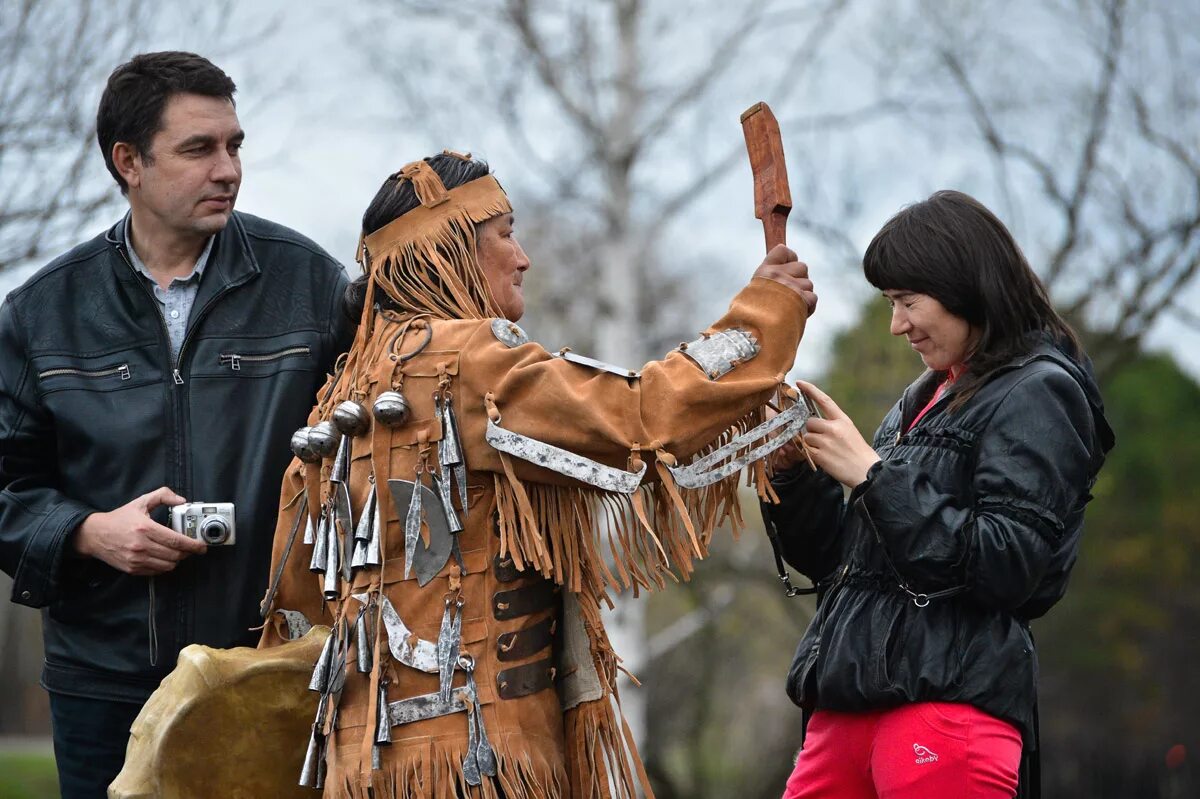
[0,0,279,281]
[359,0,877,358]
[0,0,155,276]
[870,0,1200,380]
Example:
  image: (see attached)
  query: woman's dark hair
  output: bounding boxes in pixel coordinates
[343,153,491,321]
[97,51,237,193]
[863,189,1081,406]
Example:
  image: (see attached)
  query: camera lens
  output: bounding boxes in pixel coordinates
[198,515,230,545]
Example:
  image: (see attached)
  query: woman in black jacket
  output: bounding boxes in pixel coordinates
[771,191,1114,799]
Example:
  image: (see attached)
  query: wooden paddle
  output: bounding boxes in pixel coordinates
[742,101,816,473]
[740,101,792,252]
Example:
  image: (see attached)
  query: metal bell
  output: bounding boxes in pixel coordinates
[307,420,340,459]
[290,427,321,463]
[333,400,371,437]
[372,391,411,428]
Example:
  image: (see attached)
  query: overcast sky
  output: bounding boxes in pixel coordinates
[5,0,1196,383]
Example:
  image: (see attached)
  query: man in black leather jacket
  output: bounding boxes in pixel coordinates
[0,52,352,798]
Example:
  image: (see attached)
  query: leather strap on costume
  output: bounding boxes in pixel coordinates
[493,552,521,583]
[496,616,555,662]
[496,658,556,700]
[492,581,557,621]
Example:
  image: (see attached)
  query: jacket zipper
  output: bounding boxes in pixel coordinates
[114,237,245,656]
[219,346,311,371]
[38,364,131,381]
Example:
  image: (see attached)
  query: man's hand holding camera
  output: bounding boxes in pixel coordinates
[73,487,207,576]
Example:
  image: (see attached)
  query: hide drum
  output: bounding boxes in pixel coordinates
[108,627,329,799]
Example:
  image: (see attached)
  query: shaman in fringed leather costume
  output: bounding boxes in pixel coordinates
[257,153,814,799]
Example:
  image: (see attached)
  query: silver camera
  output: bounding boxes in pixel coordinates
[170,502,236,546]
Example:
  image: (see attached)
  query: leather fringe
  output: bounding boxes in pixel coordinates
[327,734,566,799]
[491,405,767,603]
[564,696,652,799]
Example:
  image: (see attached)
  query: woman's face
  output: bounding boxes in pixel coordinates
[476,213,530,322]
[883,290,979,372]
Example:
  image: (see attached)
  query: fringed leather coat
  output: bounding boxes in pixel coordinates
[259,276,808,799]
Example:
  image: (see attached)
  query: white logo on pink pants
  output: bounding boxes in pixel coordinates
[913,744,939,764]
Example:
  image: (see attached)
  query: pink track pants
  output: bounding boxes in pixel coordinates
[781,703,1022,799]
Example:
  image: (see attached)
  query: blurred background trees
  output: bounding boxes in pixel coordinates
[1,0,1197,796]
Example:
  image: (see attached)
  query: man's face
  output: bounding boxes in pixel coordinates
[477,213,530,321]
[124,93,244,239]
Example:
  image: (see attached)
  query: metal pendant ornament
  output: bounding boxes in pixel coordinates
[309,504,331,573]
[307,420,340,459]
[354,603,372,674]
[437,393,469,526]
[333,400,371,437]
[290,427,321,463]
[322,510,341,600]
[458,654,497,785]
[350,480,377,569]
[436,596,464,703]
[374,678,392,746]
[389,477,453,586]
[329,435,354,582]
[373,390,412,427]
[490,318,529,348]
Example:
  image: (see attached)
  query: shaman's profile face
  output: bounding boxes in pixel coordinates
[477,213,530,322]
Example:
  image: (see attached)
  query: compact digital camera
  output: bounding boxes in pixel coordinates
[170,502,236,546]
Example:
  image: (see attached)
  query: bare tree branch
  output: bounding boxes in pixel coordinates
[939,49,1067,212]
[501,0,606,142]
[1044,0,1126,287]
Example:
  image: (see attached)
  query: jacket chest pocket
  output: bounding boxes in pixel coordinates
[34,348,167,484]
[35,346,162,398]
[189,332,322,379]
[218,345,312,372]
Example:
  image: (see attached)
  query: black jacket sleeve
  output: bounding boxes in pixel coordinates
[326,267,355,361]
[0,300,94,607]
[856,363,1096,611]
[767,465,846,582]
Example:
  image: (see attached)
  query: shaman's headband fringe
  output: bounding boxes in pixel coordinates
[363,164,512,323]
[332,158,513,410]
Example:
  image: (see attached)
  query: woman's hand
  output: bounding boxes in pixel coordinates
[752,244,818,316]
[795,380,881,489]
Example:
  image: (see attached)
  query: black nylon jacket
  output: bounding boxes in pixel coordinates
[0,212,353,702]
[769,338,1114,754]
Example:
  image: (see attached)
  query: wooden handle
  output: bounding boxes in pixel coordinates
[741,102,792,252]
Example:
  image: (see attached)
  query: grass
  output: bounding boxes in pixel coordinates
[0,751,59,799]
